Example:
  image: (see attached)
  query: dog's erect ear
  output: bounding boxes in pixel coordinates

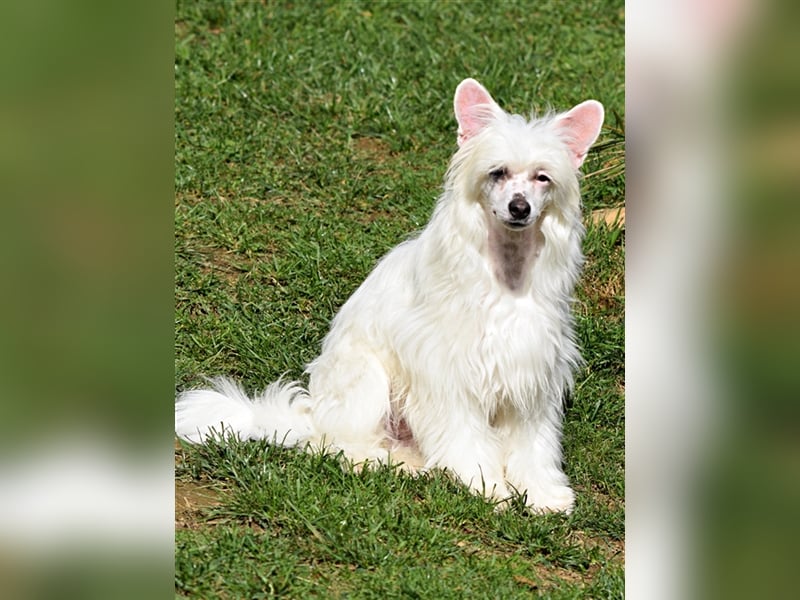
[554,100,605,169]
[454,78,501,146]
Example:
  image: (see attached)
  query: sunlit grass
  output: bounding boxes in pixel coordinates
[175,1,624,597]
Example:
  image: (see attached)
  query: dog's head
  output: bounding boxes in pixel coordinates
[451,79,604,230]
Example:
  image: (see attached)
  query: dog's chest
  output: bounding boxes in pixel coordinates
[476,294,565,402]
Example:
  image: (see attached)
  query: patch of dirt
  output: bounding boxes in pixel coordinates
[175,479,224,530]
[349,204,395,226]
[580,247,625,315]
[588,272,624,313]
[508,552,619,595]
[571,528,625,561]
[512,574,540,591]
[452,517,623,594]
[352,136,393,163]
[535,563,587,588]
[194,245,250,287]
[526,534,624,593]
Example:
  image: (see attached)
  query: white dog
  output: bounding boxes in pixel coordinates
[176,79,603,513]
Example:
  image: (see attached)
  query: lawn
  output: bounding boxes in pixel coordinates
[175,1,624,597]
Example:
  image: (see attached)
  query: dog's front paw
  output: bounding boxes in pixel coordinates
[450,468,509,503]
[526,484,575,514]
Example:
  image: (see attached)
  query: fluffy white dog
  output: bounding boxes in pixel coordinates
[176,79,603,513]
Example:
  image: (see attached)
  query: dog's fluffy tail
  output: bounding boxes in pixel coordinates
[175,377,315,446]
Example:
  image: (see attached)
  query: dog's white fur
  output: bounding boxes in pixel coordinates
[176,79,603,513]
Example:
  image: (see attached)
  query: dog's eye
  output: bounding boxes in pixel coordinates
[535,173,551,183]
[489,167,508,181]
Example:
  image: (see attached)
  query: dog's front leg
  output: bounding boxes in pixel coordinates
[503,403,575,513]
[406,394,509,502]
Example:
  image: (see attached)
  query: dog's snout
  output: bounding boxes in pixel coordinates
[508,194,531,220]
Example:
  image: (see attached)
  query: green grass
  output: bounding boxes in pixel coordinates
[175,0,624,597]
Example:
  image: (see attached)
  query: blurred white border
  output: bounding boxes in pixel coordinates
[626,0,757,598]
[0,433,173,557]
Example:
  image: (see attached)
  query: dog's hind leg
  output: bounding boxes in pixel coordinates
[306,343,393,466]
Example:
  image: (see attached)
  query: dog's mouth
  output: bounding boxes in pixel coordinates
[493,213,535,231]
[504,220,531,230]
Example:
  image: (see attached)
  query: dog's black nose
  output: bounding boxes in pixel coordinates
[508,194,531,220]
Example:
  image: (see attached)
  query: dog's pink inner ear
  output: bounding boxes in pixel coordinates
[555,100,605,168]
[454,79,497,146]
